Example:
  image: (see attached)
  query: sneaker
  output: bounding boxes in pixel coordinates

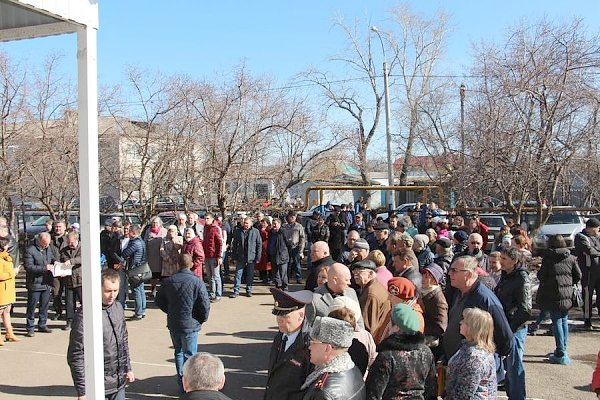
[548,354,571,365]
[38,326,53,333]
[129,315,143,321]
[211,297,222,303]
[62,321,72,331]
[25,331,35,338]
[229,293,239,298]
[246,292,253,297]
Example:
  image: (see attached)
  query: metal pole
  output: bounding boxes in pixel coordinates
[460,84,466,164]
[383,61,394,210]
[371,27,395,210]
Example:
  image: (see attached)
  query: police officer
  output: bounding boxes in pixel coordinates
[265,288,314,400]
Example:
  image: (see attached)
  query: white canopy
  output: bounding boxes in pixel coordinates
[0,1,104,398]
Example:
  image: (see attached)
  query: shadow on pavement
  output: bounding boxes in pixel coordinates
[573,383,592,392]
[127,374,180,399]
[0,384,75,397]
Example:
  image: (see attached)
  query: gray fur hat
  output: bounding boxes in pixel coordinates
[310,316,354,348]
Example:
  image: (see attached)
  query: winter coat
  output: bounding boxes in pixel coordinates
[574,230,600,271]
[305,256,336,292]
[593,351,600,396]
[494,263,532,332]
[182,236,205,278]
[160,236,183,277]
[265,325,312,400]
[60,244,83,288]
[310,223,330,243]
[155,268,210,333]
[67,302,131,396]
[444,280,513,359]
[328,222,346,253]
[302,353,366,400]
[203,223,223,259]
[267,228,289,265]
[306,285,364,329]
[421,286,448,339]
[281,222,306,253]
[358,279,391,336]
[232,227,262,264]
[24,240,57,291]
[144,226,167,274]
[120,236,146,267]
[536,248,581,312]
[445,341,497,400]
[365,332,437,400]
[257,227,272,272]
[396,267,422,294]
[415,248,434,269]
[0,251,16,306]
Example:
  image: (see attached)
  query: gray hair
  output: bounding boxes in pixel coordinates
[500,246,523,263]
[149,216,163,226]
[183,352,225,391]
[453,255,479,271]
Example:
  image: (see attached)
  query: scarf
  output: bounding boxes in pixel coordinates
[150,226,161,235]
[301,352,355,390]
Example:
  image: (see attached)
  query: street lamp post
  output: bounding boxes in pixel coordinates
[460,83,466,164]
[371,26,395,211]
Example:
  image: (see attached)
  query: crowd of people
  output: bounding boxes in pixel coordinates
[0,203,599,399]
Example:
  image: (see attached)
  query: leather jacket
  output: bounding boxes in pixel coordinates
[494,263,532,332]
[303,364,365,400]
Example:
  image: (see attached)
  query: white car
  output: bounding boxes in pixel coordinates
[532,210,586,253]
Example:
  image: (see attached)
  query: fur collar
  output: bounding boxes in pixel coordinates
[378,332,425,352]
[301,352,355,390]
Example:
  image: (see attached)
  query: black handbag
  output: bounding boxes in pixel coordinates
[572,284,583,308]
[127,262,152,287]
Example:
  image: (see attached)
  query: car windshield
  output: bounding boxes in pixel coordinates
[545,212,581,225]
[480,216,504,228]
[31,216,51,226]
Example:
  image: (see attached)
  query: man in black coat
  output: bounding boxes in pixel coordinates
[265,288,314,400]
[267,218,290,291]
[156,253,211,391]
[573,217,600,329]
[67,268,134,399]
[23,232,57,336]
[181,353,232,400]
[304,241,335,292]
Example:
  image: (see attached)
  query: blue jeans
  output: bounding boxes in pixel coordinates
[131,283,146,317]
[105,387,125,400]
[233,261,255,294]
[504,327,527,400]
[26,289,51,331]
[550,310,569,357]
[288,248,302,280]
[206,258,222,298]
[170,330,199,389]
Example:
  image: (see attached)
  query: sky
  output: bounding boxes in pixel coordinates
[2,0,600,91]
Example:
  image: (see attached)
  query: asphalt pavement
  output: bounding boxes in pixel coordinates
[0,273,598,400]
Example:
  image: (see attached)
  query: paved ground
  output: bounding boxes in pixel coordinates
[0,273,598,399]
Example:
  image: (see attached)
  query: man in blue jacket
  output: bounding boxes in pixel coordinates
[155,253,210,391]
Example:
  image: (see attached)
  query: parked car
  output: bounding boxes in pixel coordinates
[19,212,80,241]
[477,213,507,252]
[532,209,586,253]
[99,212,142,229]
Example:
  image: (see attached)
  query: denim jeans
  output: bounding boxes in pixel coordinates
[288,248,302,280]
[205,258,222,298]
[105,387,125,400]
[131,283,146,317]
[550,310,569,357]
[504,327,527,400]
[233,261,255,294]
[26,289,51,331]
[170,330,199,389]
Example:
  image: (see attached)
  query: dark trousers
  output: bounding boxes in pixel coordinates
[52,277,65,315]
[272,261,289,291]
[26,289,51,331]
[65,286,83,322]
[582,266,600,321]
[116,268,129,308]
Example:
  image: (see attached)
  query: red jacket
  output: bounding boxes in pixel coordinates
[593,351,600,395]
[202,223,223,259]
[182,236,205,278]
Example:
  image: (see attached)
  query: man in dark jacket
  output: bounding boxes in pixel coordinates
[118,225,147,320]
[573,217,600,329]
[495,247,531,400]
[155,253,211,391]
[265,288,314,400]
[443,255,514,366]
[301,316,366,400]
[67,268,134,399]
[50,219,69,321]
[59,232,83,331]
[267,218,290,291]
[181,353,232,400]
[24,232,57,336]
[304,241,335,292]
[230,217,262,297]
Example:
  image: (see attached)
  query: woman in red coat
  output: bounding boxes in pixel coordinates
[182,228,205,279]
[256,218,272,283]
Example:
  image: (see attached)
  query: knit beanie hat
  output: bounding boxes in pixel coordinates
[310,316,354,348]
[454,230,469,243]
[390,303,420,334]
[387,277,416,300]
[422,263,444,285]
[413,234,430,251]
